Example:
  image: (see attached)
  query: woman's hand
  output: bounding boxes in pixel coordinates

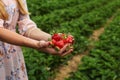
[37,40,50,48]
[38,43,73,57]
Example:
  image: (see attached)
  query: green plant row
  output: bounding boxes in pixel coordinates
[32,0,114,32]
[59,0,120,31]
[27,0,92,16]
[81,0,120,30]
[31,1,120,72]
[23,0,120,80]
[52,0,120,54]
[45,2,120,78]
[51,1,120,79]
[65,11,120,80]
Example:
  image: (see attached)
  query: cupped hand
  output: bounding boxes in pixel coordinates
[38,44,73,57]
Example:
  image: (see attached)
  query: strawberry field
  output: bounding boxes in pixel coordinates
[23,0,120,80]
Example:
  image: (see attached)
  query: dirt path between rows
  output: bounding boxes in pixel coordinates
[53,13,115,80]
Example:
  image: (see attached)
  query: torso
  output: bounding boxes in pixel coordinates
[0,0,28,79]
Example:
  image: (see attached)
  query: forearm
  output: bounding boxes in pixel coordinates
[24,27,51,41]
[0,28,39,49]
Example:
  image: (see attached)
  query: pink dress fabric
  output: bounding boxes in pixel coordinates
[0,0,37,80]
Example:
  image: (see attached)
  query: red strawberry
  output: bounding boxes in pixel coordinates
[49,39,57,47]
[55,40,64,49]
[64,35,74,44]
[52,33,62,41]
[49,33,74,51]
[63,39,67,44]
[52,39,57,44]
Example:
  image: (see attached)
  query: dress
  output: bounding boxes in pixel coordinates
[0,0,37,80]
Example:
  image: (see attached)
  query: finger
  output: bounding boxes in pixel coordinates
[58,44,70,54]
[60,48,73,57]
[44,42,50,47]
[39,41,49,48]
[39,47,58,55]
[61,49,73,57]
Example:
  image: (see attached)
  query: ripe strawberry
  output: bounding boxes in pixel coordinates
[49,39,57,47]
[49,33,74,51]
[63,35,74,44]
[52,39,57,44]
[52,33,62,41]
[55,40,64,49]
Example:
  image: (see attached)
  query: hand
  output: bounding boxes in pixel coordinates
[39,44,73,57]
[36,40,50,49]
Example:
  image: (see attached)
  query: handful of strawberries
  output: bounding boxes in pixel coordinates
[49,33,74,51]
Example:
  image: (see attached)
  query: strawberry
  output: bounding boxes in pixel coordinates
[49,33,74,51]
[64,35,74,44]
[55,40,64,49]
[52,39,57,45]
[52,33,62,41]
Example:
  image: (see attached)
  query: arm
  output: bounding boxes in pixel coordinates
[24,27,51,41]
[0,28,46,49]
[0,27,73,56]
[17,0,51,41]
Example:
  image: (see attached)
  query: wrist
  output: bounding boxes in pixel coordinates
[34,40,40,49]
[23,37,39,49]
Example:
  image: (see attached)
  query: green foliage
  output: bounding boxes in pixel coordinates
[23,0,120,80]
[23,48,54,80]
[27,0,92,16]
[66,11,120,80]
[31,0,114,32]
